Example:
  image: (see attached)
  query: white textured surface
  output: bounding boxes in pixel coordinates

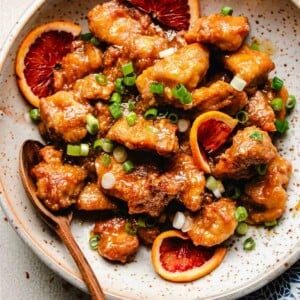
[0,1,89,299]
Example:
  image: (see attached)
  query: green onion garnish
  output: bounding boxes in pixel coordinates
[86,114,99,135]
[256,164,268,175]
[115,78,125,94]
[67,144,89,157]
[80,32,94,41]
[122,62,134,76]
[167,113,178,124]
[109,102,123,119]
[264,220,277,227]
[220,6,233,16]
[250,42,260,51]
[144,107,158,120]
[236,110,249,124]
[249,131,263,141]
[125,221,137,235]
[243,237,256,251]
[128,100,135,111]
[122,160,134,173]
[110,92,122,103]
[126,112,137,126]
[236,222,248,235]
[271,97,283,111]
[90,36,101,46]
[225,184,241,200]
[89,234,100,250]
[172,84,192,105]
[29,108,40,122]
[123,73,136,86]
[271,76,284,91]
[101,138,114,153]
[137,216,147,228]
[95,73,108,86]
[93,139,102,150]
[234,206,248,222]
[150,82,164,94]
[275,119,289,133]
[113,146,127,163]
[101,153,111,166]
[286,95,296,110]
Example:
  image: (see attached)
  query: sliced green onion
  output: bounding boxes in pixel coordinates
[86,114,99,135]
[172,84,192,105]
[250,42,260,51]
[113,146,127,163]
[256,164,268,175]
[115,78,125,94]
[264,220,277,227]
[101,138,114,153]
[67,144,89,156]
[29,108,40,122]
[110,92,122,103]
[230,75,247,91]
[177,119,190,132]
[243,237,256,251]
[89,234,100,250]
[150,82,164,94]
[137,216,146,228]
[271,76,284,91]
[234,206,248,222]
[167,112,178,124]
[249,131,263,141]
[221,6,233,16]
[271,97,283,111]
[95,73,108,86]
[236,222,248,235]
[90,36,101,46]
[125,221,137,235]
[225,185,241,200]
[275,119,289,133]
[101,153,111,166]
[126,111,137,126]
[109,102,123,119]
[123,73,136,86]
[144,107,158,120]
[286,95,296,110]
[236,110,249,124]
[122,62,134,76]
[80,32,94,41]
[122,160,134,173]
[101,172,116,189]
[128,100,135,111]
[93,139,102,150]
[206,176,223,198]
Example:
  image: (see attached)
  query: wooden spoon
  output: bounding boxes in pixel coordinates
[19,140,105,300]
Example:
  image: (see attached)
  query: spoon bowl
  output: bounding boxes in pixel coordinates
[19,139,105,300]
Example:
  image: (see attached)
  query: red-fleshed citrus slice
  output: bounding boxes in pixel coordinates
[151,230,227,282]
[190,111,238,173]
[15,21,82,107]
[125,0,200,31]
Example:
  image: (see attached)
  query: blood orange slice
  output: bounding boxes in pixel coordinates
[126,0,200,31]
[151,230,227,282]
[16,21,82,107]
[190,111,238,173]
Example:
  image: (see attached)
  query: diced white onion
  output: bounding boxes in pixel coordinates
[113,146,128,163]
[172,211,186,230]
[181,216,193,232]
[230,75,247,91]
[159,47,177,58]
[177,119,190,133]
[101,172,116,189]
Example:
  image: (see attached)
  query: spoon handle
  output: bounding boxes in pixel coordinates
[56,218,105,300]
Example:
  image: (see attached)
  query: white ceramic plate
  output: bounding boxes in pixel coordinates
[0,0,299,299]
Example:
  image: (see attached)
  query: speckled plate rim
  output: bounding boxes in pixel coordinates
[0,1,299,300]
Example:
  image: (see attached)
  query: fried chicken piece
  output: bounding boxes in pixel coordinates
[223,45,275,87]
[243,155,292,224]
[152,153,206,212]
[135,43,209,107]
[93,216,139,263]
[106,116,179,156]
[187,198,238,247]
[39,91,93,143]
[246,90,276,132]
[192,80,248,115]
[94,101,115,136]
[77,182,117,211]
[96,155,172,217]
[185,14,250,51]
[137,226,160,246]
[88,1,168,63]
[31,146,87,211]
[54,41,103,91]
[72,74,115,101]
[213,126,277,179]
